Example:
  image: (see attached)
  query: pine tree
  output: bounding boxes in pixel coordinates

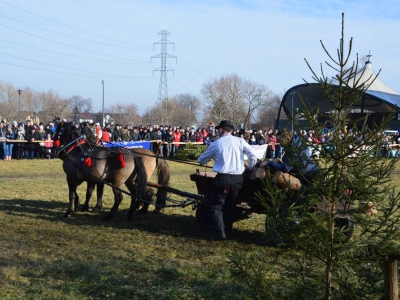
[230,13,400,299]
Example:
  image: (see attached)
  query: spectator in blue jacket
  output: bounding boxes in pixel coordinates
[5,124,15,160]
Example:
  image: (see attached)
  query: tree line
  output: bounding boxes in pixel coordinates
[0,73,283,129]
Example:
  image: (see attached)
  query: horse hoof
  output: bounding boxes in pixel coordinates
[80,205,89,212]
[92,206,103,212]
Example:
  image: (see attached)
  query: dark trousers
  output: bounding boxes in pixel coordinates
[210,174,243,231]
[16,143,24,159]
[24,146,36,159]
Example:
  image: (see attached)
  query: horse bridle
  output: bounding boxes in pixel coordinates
[58,137,91,160]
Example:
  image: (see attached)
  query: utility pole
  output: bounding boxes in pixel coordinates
[151,30,176,124]
[17,89,22,121]
[290,92,296,132]
[102,80,105,128]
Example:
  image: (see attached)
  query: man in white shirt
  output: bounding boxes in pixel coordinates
[198,120,258,240]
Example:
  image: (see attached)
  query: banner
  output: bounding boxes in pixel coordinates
[245,144,268,160]
[104,141,151,150]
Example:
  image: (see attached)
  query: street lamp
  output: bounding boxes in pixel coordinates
[17,89,22,121]
[290,92,296,132]
[102,80,105,128]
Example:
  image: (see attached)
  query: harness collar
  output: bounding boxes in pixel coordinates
[58,138,88,160]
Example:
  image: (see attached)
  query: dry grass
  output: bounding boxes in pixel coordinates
[0,159,267,299]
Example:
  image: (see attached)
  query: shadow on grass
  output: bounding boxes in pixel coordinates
[0,198,66,217]
[0,250,246,300]
[0,198,268,246]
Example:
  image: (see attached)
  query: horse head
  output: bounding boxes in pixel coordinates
[80,124,97,144]
[54,121,80,147]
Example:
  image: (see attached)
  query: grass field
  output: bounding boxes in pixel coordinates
[0,159,267,299]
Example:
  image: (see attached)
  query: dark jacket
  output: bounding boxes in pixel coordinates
[113,128,123,142]
[165,132,174,143]
[131,131,140,141]
[26,130,41,141]
[139,131,151,141]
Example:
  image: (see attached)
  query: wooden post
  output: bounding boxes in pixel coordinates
[383,256,399,300]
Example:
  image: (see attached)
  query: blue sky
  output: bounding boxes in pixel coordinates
[0,0,399,113]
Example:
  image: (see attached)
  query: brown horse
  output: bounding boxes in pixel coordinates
[54,121,148,220]
[129,147,170,215]
[78,126,170,217]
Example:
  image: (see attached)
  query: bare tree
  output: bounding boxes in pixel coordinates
[37,90,70,122]
[69,95,93,115]
[0,83,18,121]
[106,103,142,126]
[21,87,36,122]
[256,93,283,129]
[142,94,200,127]
[200,74,277,129]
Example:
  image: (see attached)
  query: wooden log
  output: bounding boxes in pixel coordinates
[271,171,302,190]
[383,257,399,300]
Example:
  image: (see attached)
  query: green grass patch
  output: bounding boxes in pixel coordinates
[0,159,266,299]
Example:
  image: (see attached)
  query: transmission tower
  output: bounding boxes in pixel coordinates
[151,30,177,124]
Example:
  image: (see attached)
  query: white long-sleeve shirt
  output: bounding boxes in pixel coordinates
[198,133,258,174]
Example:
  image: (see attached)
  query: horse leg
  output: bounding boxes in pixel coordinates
[138,187,154,215]
[154,158,170,213]
[81,182,95,212]
[125,180,138,221]
[104,187,123,221]
[74,193,80,211]
[65,185,78,217]
[64,174,81,217]
[94,183,104,211]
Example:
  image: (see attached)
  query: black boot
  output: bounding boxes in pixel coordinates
[217,228,227,240]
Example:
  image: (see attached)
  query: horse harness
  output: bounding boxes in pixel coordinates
[58,137,129,169]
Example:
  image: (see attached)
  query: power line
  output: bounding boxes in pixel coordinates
[170,77,197,94]
[174,49,209,81]
[0,23,143,62]
[70,0,155,34]
[0,14,148,50]
[0,38,149,64]
[0,60,153,78]
[0,52,145,78]
[0,0,151,49]
[173,63,203,86]
[35,0,144,36]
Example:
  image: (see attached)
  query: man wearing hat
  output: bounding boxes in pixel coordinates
[131,126,139,141]
[25,125,40,159]
[198,120,258,240]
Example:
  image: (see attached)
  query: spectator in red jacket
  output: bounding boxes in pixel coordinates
[195,128,204,143]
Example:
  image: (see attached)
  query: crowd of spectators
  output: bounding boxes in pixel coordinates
[1,117,399,160]
[96,121,284,159]
[0,118,56,160]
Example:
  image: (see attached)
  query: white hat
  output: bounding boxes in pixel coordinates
[95,122,100,126]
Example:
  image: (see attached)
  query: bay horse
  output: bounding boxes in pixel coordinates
[54,121,148,220]
[129,146,170,215]
[78,125,170,218]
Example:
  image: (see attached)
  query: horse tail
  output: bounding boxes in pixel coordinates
[133,155,148,200]
[155,158,170,210]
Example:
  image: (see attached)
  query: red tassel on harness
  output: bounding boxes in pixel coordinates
[55,140,60,147]
[119,153,126,168]
[84,156,92,167]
